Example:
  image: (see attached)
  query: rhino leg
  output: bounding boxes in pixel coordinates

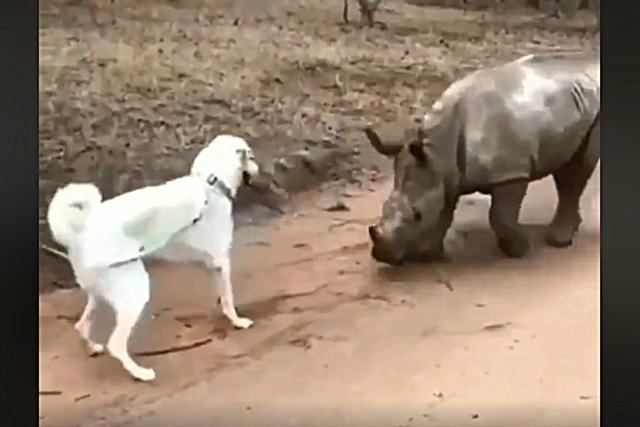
[546,117,600,247]
[546,146,599,248]
[411,204,457,262]
[546,167,594,247]
[489,181,530,258]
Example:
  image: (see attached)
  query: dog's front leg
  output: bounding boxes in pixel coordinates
[211,255,253,329]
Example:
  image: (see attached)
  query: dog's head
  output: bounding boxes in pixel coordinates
[191,135,260,194]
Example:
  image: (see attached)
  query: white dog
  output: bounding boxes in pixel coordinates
[46,135,260,381]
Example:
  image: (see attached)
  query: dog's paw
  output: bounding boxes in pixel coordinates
[232,317,254,329]
[88,343,105,356]
[131,367,156,382]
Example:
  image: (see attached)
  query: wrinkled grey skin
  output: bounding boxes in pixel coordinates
[367,52,600,265]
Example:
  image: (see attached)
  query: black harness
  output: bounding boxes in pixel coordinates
[206,173,235,202]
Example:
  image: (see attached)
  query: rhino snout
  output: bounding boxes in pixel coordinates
[371,243,403,266]
[369,225,404,265]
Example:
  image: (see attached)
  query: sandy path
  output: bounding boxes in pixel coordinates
[39,166,599,427]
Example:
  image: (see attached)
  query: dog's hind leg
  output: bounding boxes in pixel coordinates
[108,308,155,381]
[74,293,104,355]
[210,254,253,329]
[101,261,156,382]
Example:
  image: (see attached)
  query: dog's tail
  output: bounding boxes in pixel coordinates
[46,183,102,248]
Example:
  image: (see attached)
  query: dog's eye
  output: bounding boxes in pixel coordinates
[412,209,422,222]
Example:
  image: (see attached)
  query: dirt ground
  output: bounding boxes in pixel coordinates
[39,1,600,426]
[39,171,600,427]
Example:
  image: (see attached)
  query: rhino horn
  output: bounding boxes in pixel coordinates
[363,128,402,157]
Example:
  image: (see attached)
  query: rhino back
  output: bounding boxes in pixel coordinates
[520,52,599,82]
[449,54,599,191]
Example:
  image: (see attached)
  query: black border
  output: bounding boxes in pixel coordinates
[601,0,640,425]
[0,0,637,425]
[0,0,39,425]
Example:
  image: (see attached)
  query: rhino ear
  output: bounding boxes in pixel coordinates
[364,127,402,157]
[408,141,427,164]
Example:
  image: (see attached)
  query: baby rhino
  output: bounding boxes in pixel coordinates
[366,52,600,265]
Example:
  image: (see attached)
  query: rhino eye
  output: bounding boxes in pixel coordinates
[412,209,422,222]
